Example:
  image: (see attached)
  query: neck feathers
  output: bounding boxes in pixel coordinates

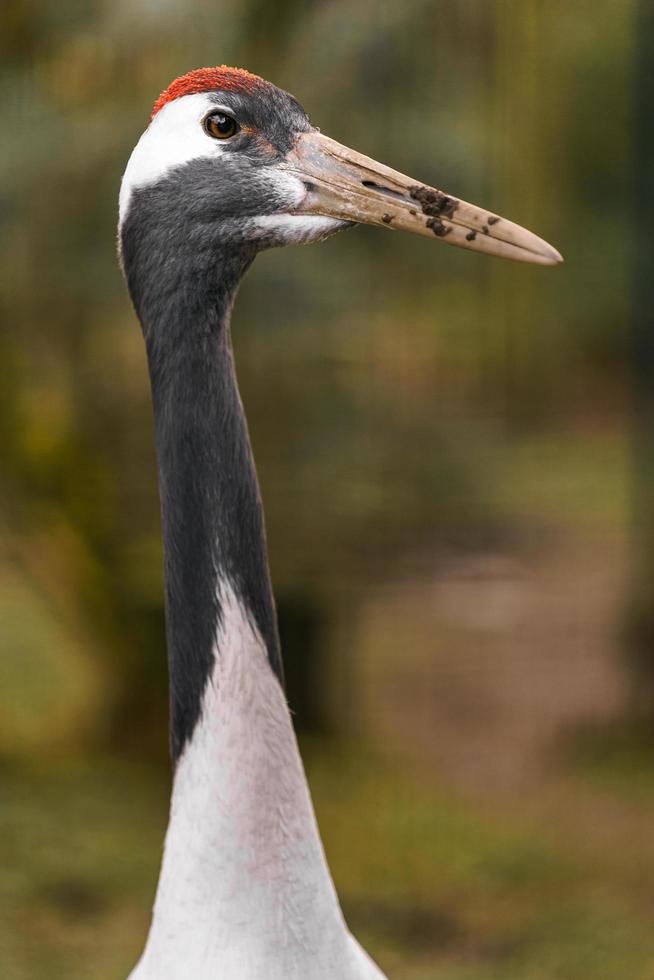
[131,582,363,978]
[150,312,282,759]
[120,183,387,980]
[120,186,282,759]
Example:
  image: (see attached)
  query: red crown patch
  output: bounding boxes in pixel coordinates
[151,66,265,119]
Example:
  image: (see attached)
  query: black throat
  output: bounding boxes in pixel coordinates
[120,181,283,762]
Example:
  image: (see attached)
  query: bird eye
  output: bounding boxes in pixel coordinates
[204,111,239,140]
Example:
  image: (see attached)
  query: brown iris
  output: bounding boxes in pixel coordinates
[204,112,239,140]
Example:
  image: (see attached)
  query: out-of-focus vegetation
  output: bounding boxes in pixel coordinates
[2,0,652,977]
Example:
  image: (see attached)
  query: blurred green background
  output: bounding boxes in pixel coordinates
[3,0,653,977]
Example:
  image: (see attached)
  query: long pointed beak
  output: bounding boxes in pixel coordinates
[283,131,562,266]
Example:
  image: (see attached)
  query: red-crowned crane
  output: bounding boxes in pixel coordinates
[118,66,562,980]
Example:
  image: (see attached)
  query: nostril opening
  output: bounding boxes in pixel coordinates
[361,180,406,201]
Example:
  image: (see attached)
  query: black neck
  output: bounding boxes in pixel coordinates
[121,195,282,761]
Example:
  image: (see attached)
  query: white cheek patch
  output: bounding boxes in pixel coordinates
[119,94,228,226]
[253,214,347,244]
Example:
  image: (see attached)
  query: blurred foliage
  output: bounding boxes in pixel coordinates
[1,0,650,976]
[625,0,654,718]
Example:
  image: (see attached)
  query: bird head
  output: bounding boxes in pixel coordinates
[119,66,562,268]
